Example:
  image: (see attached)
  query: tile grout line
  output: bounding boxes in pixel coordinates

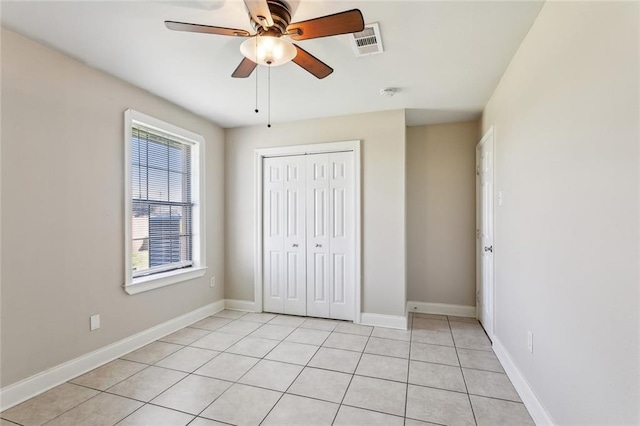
[410,339,493,352]
[193,314,307,423]
[186,317,366,376]
[180,312,270,423]
[338,403,406,421]
[106,332,230,425]
[404,312,414,425]
[13,357,158,426]
[407,357,503,374]
[34,390,107,426]
[256,316,335,425]
[115,312,248,424]
[110,397,151,425]
[130,350,233,421]
[329,325,373,425]
[69,356,151,392]
[449,316,479,426]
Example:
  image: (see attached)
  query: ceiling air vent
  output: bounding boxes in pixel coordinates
[351,22,384,57]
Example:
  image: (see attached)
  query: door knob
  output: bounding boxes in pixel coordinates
[292,244,299,248]
[316,243,322,248]
[484,246,493,252]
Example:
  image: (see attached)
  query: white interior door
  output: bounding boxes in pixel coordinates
[283,156,307,315]
[327,152,354,320]
[306,154,330,318]
[263,157,284,314]
[477,130,495,338]
[263,156,306,315]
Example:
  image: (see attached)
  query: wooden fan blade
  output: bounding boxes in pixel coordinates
[232,57,257,78]
[292,45,333,79]
[287,9,364,41]
[165,21,250,37]
[244,0,274,29]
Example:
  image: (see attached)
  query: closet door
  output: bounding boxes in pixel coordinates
[306,152,354,320]
[263,157,285,313]
[263,156,306,315]
[282,156,307,315]
[306,154,331,318]
[264,151,354,320]
[328,152,354,320]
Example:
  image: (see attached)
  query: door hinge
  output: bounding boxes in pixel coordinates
[476,166,480,176]
[476,229,480,239]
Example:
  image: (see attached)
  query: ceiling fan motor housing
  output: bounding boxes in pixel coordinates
[250,0,292,35]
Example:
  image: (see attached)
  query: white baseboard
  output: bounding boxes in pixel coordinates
[360,313,408,330]
[224,299,259,312]
[407,301,476,318]
[0,300,225,412]
[492,338,555,426]
[222,301,407,330]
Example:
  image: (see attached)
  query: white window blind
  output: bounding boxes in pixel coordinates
[131,125,194,278]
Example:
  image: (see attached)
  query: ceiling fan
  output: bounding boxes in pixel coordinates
[165,0,365,79]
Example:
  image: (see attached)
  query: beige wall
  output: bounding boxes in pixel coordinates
[482,2,638,424]
[406,121,478,307]
[0,28,225,387]
[225,110,406,317]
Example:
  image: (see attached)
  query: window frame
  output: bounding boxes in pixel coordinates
[124,109,206,295]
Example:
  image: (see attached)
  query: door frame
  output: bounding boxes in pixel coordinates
[254,140,362,323]
[476,127,495,339]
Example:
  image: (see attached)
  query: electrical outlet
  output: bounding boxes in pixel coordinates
[90,314,100,331]
[210,277,216,288]
[527,330,533,353]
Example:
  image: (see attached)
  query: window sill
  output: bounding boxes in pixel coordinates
[124,266,207,295]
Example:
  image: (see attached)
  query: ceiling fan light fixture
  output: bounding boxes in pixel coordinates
[240,36,297,67]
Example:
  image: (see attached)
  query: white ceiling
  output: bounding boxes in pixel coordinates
[1,0,544,128]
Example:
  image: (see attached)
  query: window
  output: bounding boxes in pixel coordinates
[124,110,206,294]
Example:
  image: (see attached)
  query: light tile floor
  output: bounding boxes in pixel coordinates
[1,311,535,426]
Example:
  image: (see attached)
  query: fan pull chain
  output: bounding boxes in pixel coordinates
[267,64,271,128]
[254,35,259,114]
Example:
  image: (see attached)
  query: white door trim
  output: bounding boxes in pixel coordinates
[254,141,362,323]
[476,126,495,340]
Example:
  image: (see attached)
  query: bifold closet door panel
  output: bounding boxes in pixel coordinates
[328,151,355,321]
[306,154,331,318]
[263,156,307,315]
[263,157,285,314]
[304,152,355,320]
[282,156,307,316]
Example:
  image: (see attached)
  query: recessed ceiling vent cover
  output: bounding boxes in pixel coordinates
[351,22,384,57]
